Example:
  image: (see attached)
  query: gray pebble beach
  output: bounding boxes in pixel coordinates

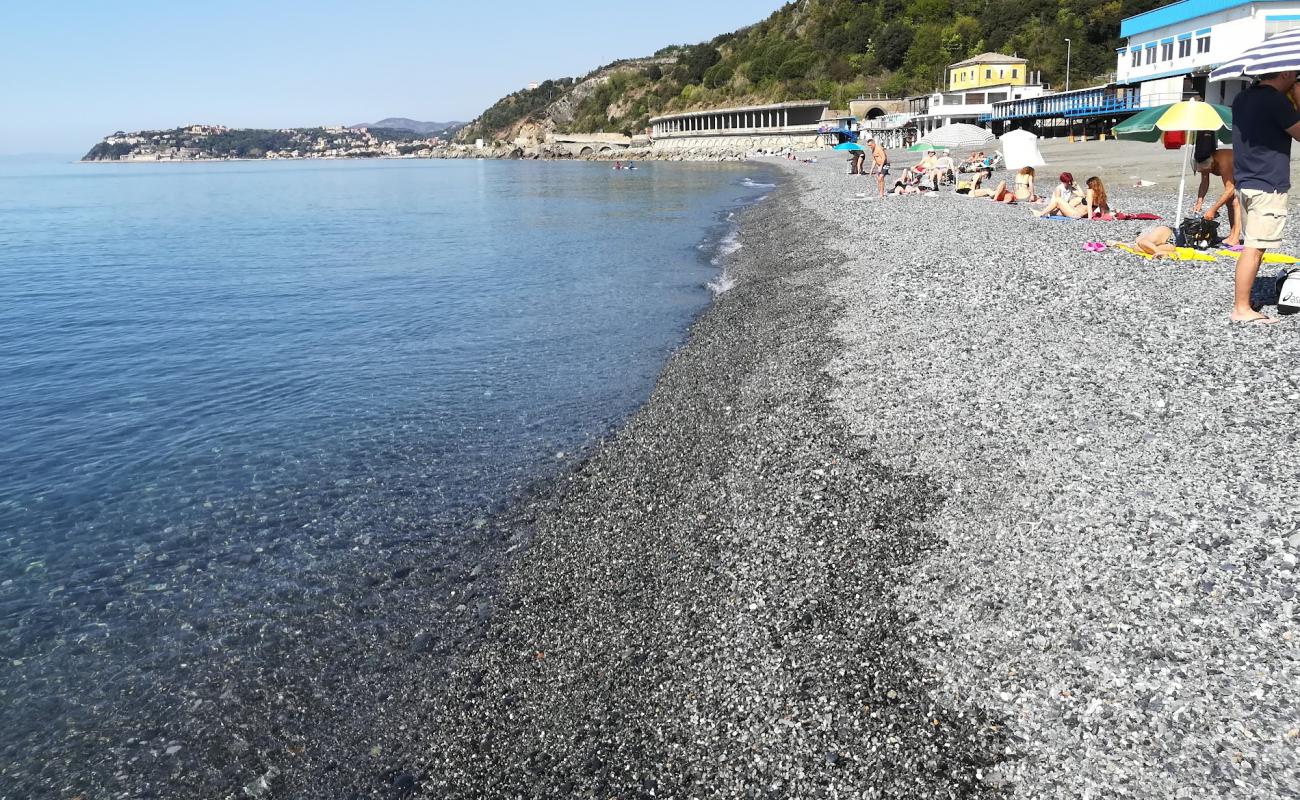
[405,139,1298,798]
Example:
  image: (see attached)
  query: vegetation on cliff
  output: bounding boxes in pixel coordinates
[463,0,1166,142]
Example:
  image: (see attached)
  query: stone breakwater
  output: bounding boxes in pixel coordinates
[819,146,1300,798]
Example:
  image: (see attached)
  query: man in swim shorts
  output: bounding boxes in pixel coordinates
[867,137,889,198]
[1231,71,1300,324]
[1193,148,1241,246]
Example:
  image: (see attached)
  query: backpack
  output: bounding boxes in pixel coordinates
[1278,268,1300,315]
[1176,217,1219,249]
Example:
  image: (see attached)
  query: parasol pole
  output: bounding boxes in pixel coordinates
[1177,131,1190,221]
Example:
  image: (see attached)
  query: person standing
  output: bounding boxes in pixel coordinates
[867,137,889,198]
[1193,148,1241,246]
[1230,71,1300,324]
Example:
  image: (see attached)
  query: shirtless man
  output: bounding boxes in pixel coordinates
[1192,148,1242,246]
[866,137,889,198]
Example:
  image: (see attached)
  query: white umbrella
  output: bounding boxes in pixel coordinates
[925,122,996,150]
[1210,28,1300,81]
[999,128,1046,170]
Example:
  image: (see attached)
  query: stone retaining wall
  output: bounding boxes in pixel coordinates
[650,132,822,158]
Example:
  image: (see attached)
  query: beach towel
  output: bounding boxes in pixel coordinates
[1114,212,1162,221]
[1111,244,1217,261]
[1040,215,1083,221]
[1216,250,1300,264]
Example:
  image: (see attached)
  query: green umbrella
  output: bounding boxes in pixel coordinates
[907,141,949,152]
[1113,103,1232,143]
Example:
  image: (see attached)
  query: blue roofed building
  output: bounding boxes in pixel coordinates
[985,0,1300,137]
[1117,0,1300,105]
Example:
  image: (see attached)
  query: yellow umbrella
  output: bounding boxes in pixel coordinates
[1155,98,1229,132]
[1154,98,1230,221]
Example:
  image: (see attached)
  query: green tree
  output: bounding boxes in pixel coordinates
[875,22,914,70]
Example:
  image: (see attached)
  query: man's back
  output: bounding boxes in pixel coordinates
[1232,84,1300,192]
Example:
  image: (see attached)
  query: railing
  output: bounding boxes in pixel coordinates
[861,112,914,129]
[986,88,1197,121]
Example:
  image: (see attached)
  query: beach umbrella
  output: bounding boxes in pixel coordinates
[907,141,949,152]
[1113,103,1232,143]
[832,142,866,151]
[1210,28,1300,81]
[999,128,1046,170]
[1154,99,1230,221]
[924,122,996,150]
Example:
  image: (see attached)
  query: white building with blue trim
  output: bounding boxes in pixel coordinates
[984,0,1300,135]
[1117,0,1300,105]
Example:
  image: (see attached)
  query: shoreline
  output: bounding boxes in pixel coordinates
[397,164,1007,796]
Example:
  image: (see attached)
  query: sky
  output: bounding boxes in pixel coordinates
[0,0,788,155]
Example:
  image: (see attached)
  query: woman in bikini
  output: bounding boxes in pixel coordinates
[1084,176,1112,218]
[978,166,1037,204]
[1033,171,1085,217]
[1108,225,1176,258]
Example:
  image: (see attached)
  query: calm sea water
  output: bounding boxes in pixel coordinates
[0,156,773,792]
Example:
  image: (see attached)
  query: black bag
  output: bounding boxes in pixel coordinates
[1176,217,1218,249]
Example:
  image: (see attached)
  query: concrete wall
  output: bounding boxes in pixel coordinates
[849,99,909,120]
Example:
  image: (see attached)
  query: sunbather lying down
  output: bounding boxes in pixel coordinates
[1109,225,1176,258]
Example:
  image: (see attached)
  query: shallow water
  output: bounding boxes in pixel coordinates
[0,156,771,791]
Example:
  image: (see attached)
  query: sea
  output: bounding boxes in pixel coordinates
[0,155,775,794]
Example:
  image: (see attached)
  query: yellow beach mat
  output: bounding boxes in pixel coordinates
[1112,244,1217,261]
[1216,249,1300,264]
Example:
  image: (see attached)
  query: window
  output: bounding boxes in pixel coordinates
[1012,69,1018,78]
[1178,39,1191,58]
[1161,41,1174,60]
[1132,50,1142,68]
[1196,35,1210,53]
[1147,47,1157,65]
[985,69,992,79]
[1265,18,1300,38]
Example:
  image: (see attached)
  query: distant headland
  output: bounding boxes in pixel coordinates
[81,121,464,162]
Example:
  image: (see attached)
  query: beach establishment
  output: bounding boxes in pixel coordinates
[646,0,1294,153]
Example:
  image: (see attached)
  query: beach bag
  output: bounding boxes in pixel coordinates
[955,180,973,194]
[1176,217,1218,249]
[1278,268,1300,315]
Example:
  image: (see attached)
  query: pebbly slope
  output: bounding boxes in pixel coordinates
[408,172,1007,797]
[818,147,1300,799]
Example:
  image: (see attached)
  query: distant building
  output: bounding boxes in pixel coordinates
[528,81,540,91]
[649,101,831,152]
[946,53,1029,91]
[909,52,1045,136]
[1115,0,1300,107]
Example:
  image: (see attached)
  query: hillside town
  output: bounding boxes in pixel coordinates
[83,124,447,161]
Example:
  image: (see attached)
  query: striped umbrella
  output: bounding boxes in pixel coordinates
[923,122,996,150]
[1210,28,1300,81]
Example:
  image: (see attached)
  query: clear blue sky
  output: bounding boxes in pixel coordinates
[0,0,787,155]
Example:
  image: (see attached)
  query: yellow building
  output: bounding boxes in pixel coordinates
[946,53,1029,91]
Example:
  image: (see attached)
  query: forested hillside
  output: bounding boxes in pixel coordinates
[462,0,1166,143]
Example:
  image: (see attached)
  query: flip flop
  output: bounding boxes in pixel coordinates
[1230,316,1281,326]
